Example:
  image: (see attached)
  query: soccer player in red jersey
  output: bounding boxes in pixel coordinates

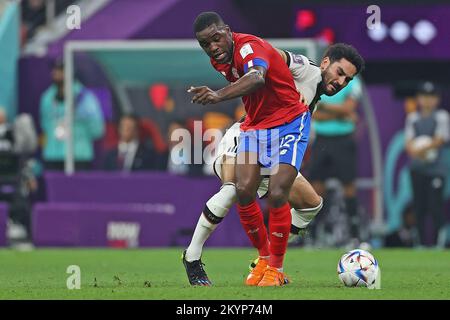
[188,12,364,286]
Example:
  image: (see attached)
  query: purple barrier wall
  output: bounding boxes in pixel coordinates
[0,203,7,246]
[34,172,250,247]
[45,171,220,203]
[32,202,248,248]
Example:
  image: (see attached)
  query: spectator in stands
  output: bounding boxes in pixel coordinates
[103,114,155,172]
[405,81,450,247]
[308,75,363,246]
[0,108,14,152]
[21,0,46,40]
[0,107,38,242]
[40,59,105,171]
[166,119,190,175]
[137,117,169,171]
[21,0,76,41]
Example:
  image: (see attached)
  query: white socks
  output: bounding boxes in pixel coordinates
[185,214,217,262]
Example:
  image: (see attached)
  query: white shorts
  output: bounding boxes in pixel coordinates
[213,122,302,199]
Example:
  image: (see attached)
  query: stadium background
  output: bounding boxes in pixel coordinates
[0,0,449,300]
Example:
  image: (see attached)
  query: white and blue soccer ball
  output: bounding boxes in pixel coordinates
[337,249,379,288]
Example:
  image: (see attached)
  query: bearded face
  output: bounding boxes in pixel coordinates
[320,57,357,96]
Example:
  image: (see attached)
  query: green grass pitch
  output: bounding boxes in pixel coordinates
[0,248,449,299]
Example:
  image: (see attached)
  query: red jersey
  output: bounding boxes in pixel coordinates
[211,32,308,131]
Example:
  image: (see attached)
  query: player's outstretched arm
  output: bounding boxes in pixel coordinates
[188,66,266,105]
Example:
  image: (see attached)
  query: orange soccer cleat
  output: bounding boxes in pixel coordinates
[257,266,290,287]
[245,258,268,286]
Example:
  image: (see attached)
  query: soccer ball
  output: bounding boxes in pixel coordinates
[337,249,379,288]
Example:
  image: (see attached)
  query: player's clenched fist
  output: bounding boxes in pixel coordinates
[188,86,222,105]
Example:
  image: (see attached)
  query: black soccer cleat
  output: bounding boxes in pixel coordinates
[181,250,212,286]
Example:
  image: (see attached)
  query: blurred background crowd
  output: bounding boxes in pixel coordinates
[0,0,449,250]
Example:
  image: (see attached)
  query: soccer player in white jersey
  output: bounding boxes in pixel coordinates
[182,43,362,285]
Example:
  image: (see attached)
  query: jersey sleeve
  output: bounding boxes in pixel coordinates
[286,52,312,81]
[435,110,450,142]
[235,41,271,74]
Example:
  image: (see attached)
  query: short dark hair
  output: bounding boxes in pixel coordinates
[52,58,64,70]
[323,43,365,74]
[193,11,225,33]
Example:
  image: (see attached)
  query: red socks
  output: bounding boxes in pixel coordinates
[237,201,270,257]
[238,201,291,269]
[268,202,291,269]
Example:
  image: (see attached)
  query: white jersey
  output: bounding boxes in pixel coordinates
[212,51,319,197]
[286,52,322,110]
[213,121,241,181]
